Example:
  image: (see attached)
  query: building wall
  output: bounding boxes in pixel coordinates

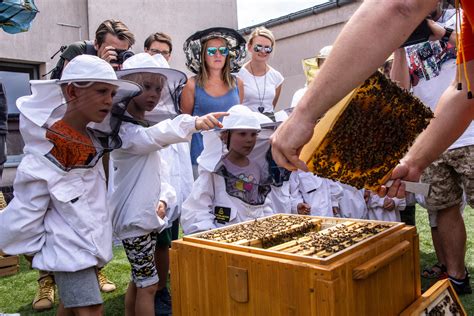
[87,0,238,73]
[0,0,237,187]
[242,1,361,110]
[0,0,237,77]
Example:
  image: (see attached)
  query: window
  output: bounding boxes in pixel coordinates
[0,62,39,172]
[0,61,38,116]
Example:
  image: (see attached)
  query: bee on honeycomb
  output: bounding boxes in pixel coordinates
[301,71,434,190]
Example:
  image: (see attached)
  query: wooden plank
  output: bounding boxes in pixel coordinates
[0,255,19,268]
[169,248,182,316]
[352,241,411,280]
[0,265,19,277]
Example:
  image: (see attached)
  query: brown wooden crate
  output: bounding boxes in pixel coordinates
[0,254,19,268]
[172,221,419,316]
[0,265,19,277]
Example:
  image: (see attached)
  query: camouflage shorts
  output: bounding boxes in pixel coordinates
[421,145,474,216]
[122,231,159,288]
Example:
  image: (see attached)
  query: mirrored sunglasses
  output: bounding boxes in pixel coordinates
[253,44,273,54]
[206,46,229,57]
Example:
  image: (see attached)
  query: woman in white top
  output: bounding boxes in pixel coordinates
[238,27,284,115]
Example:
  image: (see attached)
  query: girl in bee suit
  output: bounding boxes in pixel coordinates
[181,104,285,234]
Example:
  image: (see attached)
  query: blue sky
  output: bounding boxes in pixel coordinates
[237,0,328,28]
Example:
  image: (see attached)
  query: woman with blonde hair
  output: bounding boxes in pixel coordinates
[238,26,284,115]
[181,27,246,175]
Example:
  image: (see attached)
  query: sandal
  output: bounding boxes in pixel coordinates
[422,262,447,279]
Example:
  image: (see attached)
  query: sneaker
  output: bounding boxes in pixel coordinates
[32,275,55,311]
[97,269,117,293]
[158,287,172,306]
[155,287,172,315]
[449,272,472,295]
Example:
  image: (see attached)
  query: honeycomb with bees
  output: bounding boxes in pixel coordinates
[299,71,434,190]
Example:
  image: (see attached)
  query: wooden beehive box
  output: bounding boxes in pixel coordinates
[0,250,19,277]
[171,214,420,316]
[299,71,433,190]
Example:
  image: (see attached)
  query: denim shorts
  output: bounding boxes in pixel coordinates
[54,267,102,308]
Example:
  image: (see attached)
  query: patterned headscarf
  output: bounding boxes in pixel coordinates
[183,27,247,74]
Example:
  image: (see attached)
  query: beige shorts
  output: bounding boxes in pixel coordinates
[421,145,474,226]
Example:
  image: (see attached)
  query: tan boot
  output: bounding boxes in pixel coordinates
[32,275,55,311]
[97,269,116,293]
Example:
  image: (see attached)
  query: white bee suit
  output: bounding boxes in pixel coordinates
[110,115,198,240]
[338,183,369,219]
[290,171,343,216]
[367,194,406,222]
[181,105,275,235]
[0,57,142,272]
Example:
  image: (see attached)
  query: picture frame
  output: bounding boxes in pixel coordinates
[400,279,467,316]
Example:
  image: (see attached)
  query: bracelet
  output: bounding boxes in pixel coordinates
[441,27,453,42]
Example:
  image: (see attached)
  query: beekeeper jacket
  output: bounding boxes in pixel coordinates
[338,183,368,219]
[181,136,273,235]
[0,81,114,272]
[160,142,193,227]
[181,164,274,235]
[367,194,406,222]
[290,171,343,217]
[110,114,196,240]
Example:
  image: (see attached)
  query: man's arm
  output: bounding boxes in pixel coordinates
[271,0,438,170]
[390,48,411,90]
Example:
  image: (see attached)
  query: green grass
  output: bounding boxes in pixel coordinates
[0,247,131,315]
[417,205,474,314]
[1,208,473,315]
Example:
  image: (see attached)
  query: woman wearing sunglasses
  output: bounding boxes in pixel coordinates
[181,27,247,177]
[238,27,284,116]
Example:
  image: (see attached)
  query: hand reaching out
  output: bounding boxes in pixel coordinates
[195,112,228,130]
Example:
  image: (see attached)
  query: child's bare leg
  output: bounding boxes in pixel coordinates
[135,284,158,316]
[71,304,103,316]
[57,302,102,316]
[57,302,73,316]
[155,245,169,290]
[125,281,137,316]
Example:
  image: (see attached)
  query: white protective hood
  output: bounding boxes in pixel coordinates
[197,104,273,172]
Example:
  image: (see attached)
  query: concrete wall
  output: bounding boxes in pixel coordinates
[87,0,238,73]
[0,0,237,76]
[242,1,361,110]
[0,0,237,187]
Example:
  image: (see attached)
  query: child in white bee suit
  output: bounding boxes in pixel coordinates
[181,105,276,234]
[273,108,342,216]
[111,53,225,316]
[143,56,193,313]
[289,172,343,216]
[336,183,369,219]
[0,55,142,314]
[366,190,406,222]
